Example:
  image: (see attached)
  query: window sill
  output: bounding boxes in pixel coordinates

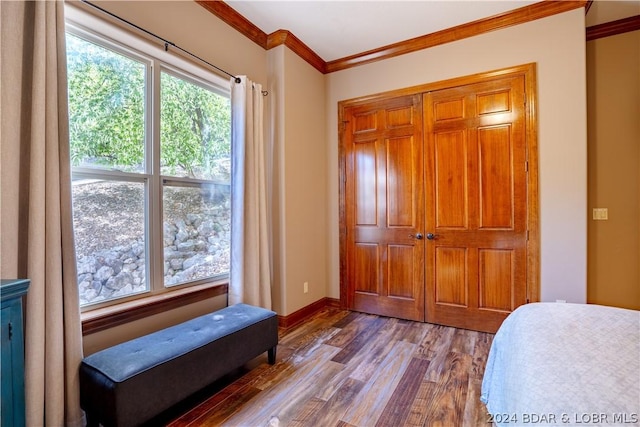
[81,281,228,335]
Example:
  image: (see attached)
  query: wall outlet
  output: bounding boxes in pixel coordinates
[303,282,309,294]
[592,208,608,220]
[556,299,566,303]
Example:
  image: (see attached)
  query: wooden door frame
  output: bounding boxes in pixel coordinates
[339,63,540,311]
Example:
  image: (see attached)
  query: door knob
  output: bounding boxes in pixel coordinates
[410,233,424,240]
[426,233,438,240]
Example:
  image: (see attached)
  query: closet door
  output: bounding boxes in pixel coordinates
[423,75,529,333]
[343,94,425,321]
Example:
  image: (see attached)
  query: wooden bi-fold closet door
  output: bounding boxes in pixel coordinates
[341,70,532,333]
[423,75,528,333]
[342,94,425,322]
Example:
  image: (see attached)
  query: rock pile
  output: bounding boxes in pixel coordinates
[74,180,230,305]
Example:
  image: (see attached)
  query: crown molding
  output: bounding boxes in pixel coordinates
[326,1,587,73]
[197,0,588,75]
[586,15,640,41]
[267,30,327,74]
[585,0,594,15]
[196,0,267,48]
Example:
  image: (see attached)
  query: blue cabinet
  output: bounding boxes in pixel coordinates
[1,279,30,427]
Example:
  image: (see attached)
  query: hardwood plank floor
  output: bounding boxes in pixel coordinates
[164,307,494,427]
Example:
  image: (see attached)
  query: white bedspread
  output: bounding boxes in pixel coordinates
[481,303,640,426]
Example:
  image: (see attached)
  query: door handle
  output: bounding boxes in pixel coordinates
[409,233,424,240]
[426,233,439,240]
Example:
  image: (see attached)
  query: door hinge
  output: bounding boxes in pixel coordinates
[525,161,529,172]
[526,230,529,241]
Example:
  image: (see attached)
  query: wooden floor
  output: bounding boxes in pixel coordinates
[164,307,494,427]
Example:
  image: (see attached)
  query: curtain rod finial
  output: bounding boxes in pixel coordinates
[235,77,242,84]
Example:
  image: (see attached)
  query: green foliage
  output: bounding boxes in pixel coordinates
[161,72,231,179]
[67,33,145,170]
[66,33,231,178]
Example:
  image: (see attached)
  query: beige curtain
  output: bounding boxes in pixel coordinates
[229,76,272,309]
[0,1,84,426]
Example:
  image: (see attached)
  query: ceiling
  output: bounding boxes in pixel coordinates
[226,0,640,62]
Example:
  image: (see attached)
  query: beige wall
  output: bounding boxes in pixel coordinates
[268,46,286,315]
[282,48,327,315]
[326,9,589,303]
[268,46,328,316]
[586,30,640,310]
[90,0,268,86]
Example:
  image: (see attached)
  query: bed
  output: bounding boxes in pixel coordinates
[481,303,639,426]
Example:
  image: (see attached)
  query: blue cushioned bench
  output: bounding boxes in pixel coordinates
[79,303,278,427]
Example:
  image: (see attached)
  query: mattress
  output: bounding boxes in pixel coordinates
[481,303,639,426]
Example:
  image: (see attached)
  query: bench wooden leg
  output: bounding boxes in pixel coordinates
[268,346,277,365]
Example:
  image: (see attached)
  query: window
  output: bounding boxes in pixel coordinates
[66,21,231,308]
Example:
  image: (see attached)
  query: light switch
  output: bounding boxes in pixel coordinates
[592,208,608,220]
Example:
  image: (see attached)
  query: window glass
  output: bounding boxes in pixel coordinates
[163,183,230,286]
[67,33,145,173]
[73,179,147,305]
[160,71,231,180]
[160,71,231,287]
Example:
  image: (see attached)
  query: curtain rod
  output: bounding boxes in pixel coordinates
[80,0,252,88]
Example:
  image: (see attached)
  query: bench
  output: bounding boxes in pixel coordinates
[79,303,278,427]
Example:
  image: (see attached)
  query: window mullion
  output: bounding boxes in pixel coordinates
[148,59,163,293]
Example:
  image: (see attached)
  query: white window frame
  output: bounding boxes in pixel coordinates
[66,4,232,311]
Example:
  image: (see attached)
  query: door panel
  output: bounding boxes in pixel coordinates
[434,97,465,121]
[354,141,378,225]
[344,95,425,322]
[354,243,379,294]
[478,125,513,228]
[479,249,514,311]
[435,131,468,229]
[387,136,416,227]
[434,247,468,306]
[387,245,415,298]
[477,90,511,115]
[387,106,414,128]
[424,76,528,333]
[353,111,378,133]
